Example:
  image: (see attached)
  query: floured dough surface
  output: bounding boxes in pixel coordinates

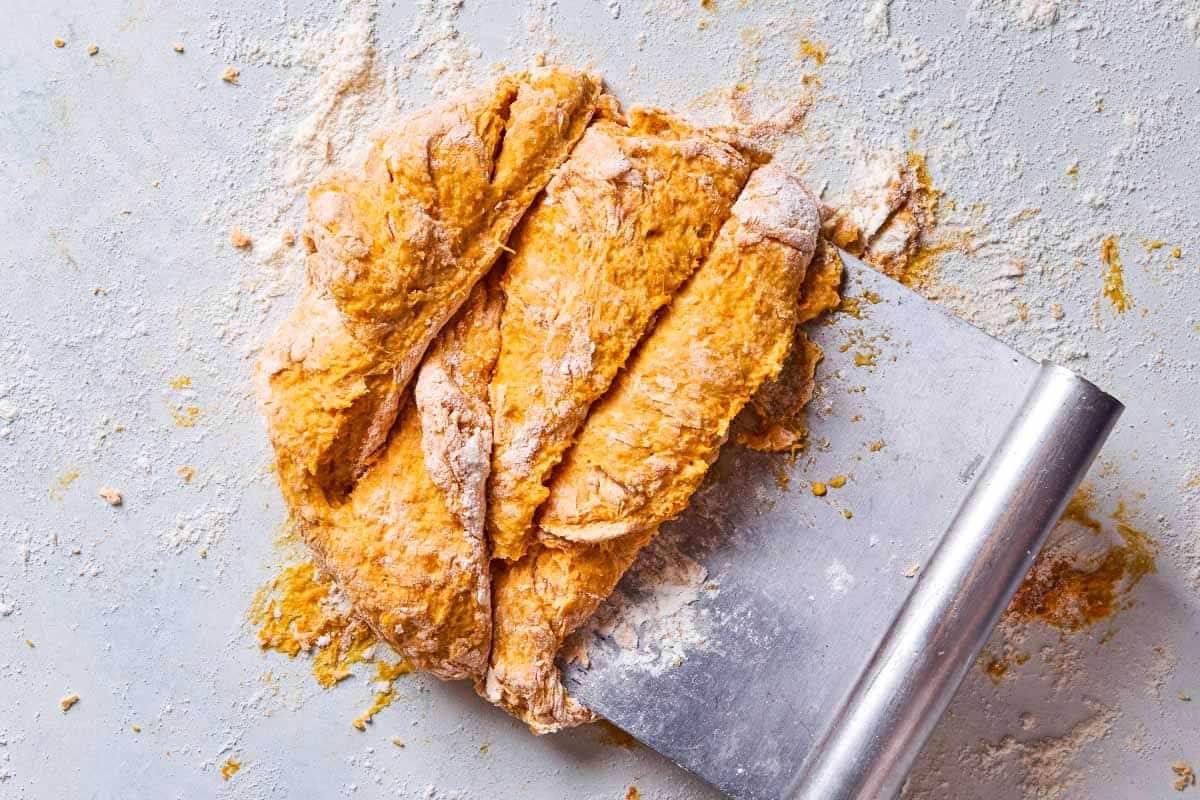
[486,106,757,563]
[482,165,821,732]
[313,282,501,679]
[256,69,837,730]
[257,68,601,507]
[538,165,820,543]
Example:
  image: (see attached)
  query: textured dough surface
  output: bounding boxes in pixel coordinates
[539,165,820,541]
[310,282,501,679]
[257,68,601,507]
[482,164,821,731]
[483,530,654,733]
[486,106,756,562]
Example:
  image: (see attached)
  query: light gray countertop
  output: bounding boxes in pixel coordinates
[1,1,1197,798]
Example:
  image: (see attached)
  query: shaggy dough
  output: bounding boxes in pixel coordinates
[257,68,601,508]
[486,105,758,562]
[482,165,822,732]
[257,72,835,724]
[307,281,500,679]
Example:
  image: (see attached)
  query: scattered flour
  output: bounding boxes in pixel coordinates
[164,508,232,553]
[825,559,856,596]
[569,530,716,676]
[402,0,484,96]
[1012,0,1060,30]
[1187,12,1200,46]
[863,0,892,39]
[965,702,1118,800]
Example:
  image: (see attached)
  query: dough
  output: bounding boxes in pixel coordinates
[255,72,837,723]
[482,164,822,731]
[257,68,601,507]
[486,105,758,562]
[310,281,501,679]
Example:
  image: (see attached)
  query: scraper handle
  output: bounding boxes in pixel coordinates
[788,361,1123,800]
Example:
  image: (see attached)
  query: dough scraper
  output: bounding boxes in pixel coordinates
[562,251,1123,800]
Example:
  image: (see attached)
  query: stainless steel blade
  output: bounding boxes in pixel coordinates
[561,252,1121,800]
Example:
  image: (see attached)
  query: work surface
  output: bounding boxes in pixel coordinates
[2,1,1198,798]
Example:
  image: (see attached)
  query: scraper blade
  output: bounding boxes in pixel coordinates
[561,251,1122,800]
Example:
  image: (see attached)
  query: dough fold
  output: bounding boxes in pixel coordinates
[310,281,501,679]
[539,165,821,541]
[486,106,757,562]
[482,164,821,731]
[257,68,602,507]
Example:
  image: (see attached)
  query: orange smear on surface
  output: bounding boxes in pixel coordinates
[1007,491,1157,631]
[249,561,377,688]
[1100,235,1133,314]
[220,758,241,780]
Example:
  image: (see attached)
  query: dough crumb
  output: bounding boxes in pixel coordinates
[220,757,241,780]
[172,42,185,53]
[86,44,99,56]
[221,66,240,84]
[53,39,66,48]
[280,228,296,247]
[60,694,79,712]
[390,736,405,747]
[230,227,252,248]
[811,481,828,496]
[98,486,123,506]
[904,562,921,578]
[1173,761,1196,791]
[131,725,141,733]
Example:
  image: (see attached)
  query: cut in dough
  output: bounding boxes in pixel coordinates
[257,68,601,508]
[486,105,758,562]
[256,71,838,725]
[482,164,821,731]
[312,281,501,679]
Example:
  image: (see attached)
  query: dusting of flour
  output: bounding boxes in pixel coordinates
[566,529,717,676]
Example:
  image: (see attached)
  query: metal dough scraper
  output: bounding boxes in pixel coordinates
[562,251,1122,800]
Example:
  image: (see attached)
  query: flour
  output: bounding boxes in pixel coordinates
[1012,0,1060,30]
[863,0,892,39]
[402,0,484,96]
[163,507,232,553]
[568,528,716,676]
[279,2,398,198]
[965,702,1118,800]
[825,559,855,596]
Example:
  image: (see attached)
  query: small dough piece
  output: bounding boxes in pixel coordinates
[483,530,655,733]
[310,282,501,679]
[739,240,844,453]
[486,107,756,562]
[483,164,821,731]
[257,68,601,507]
[414,276,502,538]
[540,164,820,542]
[795,239,844,325]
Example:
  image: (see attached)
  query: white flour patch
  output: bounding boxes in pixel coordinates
[825,559,855,596]
[962,701,1118,799]
[1187,12,1200,46]
[163,507,233,553]
[568,530,717,676]
[863,0,892,39]
[1012,0,1060,30]
[402,0,484,96]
